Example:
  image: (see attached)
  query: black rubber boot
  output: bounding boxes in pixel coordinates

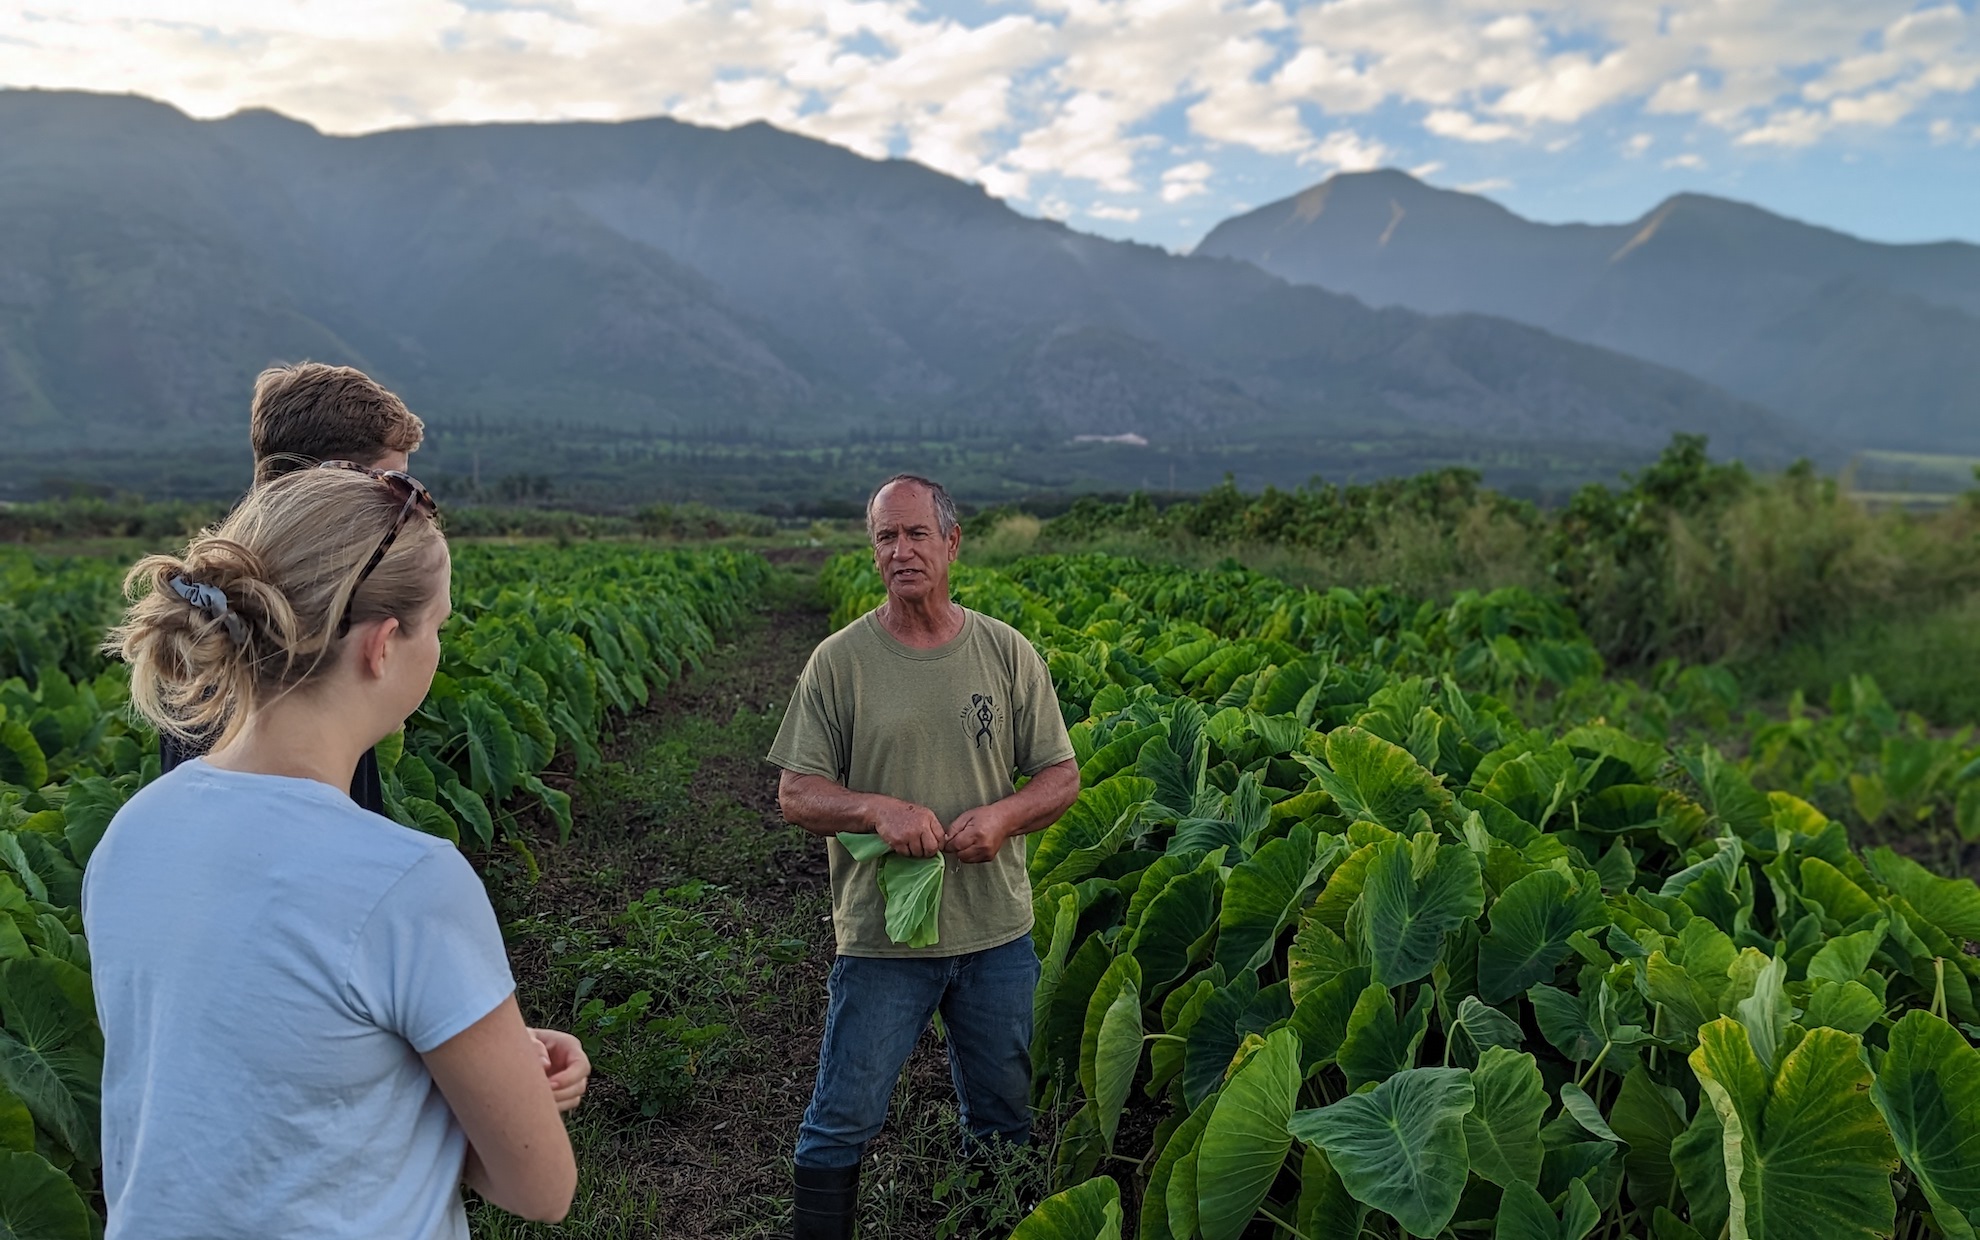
[792,1163,859,1240]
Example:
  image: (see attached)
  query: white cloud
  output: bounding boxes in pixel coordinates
[2,0,1977,238]
[1185,35,1314,154]
[1160,160,1214,202]
[1300,128,1392,170]
[1737,107,1830,146]
[1457,177,1513,193]
[1664,152,1708,169]
[1424,109,1521,143]
[1408,160,1445,177]
[1925,116,1980,145]
[1087,202,1143,221]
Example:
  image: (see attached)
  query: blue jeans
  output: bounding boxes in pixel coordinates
[793,934,1040,1170]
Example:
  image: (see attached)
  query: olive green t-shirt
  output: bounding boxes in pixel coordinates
[767,608,1076,958]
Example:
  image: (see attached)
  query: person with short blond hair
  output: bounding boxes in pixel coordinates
[91,466,588,1239]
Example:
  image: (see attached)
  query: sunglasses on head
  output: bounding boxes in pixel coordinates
[315,460,440,637]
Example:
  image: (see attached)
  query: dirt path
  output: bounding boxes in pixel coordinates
[470,562,1026,1240]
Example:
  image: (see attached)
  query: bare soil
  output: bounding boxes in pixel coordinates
[473,567,1014,1239]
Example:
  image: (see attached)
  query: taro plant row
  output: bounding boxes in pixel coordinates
[0,543,772,1235]
[824,553,1980,1240]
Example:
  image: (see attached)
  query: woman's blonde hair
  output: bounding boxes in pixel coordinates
[107,468,446,745]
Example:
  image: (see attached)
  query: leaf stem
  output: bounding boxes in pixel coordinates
[1576,1039,1615,1090]
[1257,1205,1315,1240]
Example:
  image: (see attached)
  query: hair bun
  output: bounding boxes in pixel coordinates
[166,576,248,646]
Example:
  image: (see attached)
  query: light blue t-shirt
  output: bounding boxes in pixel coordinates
[82,760,516,1240]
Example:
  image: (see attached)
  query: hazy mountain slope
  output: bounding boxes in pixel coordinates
[1197,170,1980,451]
[1,90,1804,472]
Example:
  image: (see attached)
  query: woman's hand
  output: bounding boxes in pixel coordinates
[529,1028,591,1113]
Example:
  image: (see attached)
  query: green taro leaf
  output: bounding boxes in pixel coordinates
[1476,868,1608,1004]
[1080,721,1166,786]
[1731,954,1790,1072]
[1296,1145,1365,1240]
[1479,750,1577,833]
[1169,1120,1207,1240]
[1288,1066,1476,1239]
[521,773,574,843]
[1463,1045,1548,1189]
[1183,974,1287,1110]
[1309,839,1383,936]
[1196,1028,1300,1240]
[1009,1174,1123,1240]
[1031,775,1153,883]
[399,796,459,844]
[1494,1178,1600,1240]
[1870,1010,1980,1240]
[1454,995,1526,1057]
[1652,1208,1707,1240]
[835,832,893,862]
[1039,938,1112,1087]
[1141,705,1208,819]
[1644,952,1724,1046]
[1804,920,1886,985]
[1688,1017,1897,1240]
[0,959,100,1168]
[1559,1082,1623,1144]
[1671,1100,1730,1240]
[878,855,944,947]
[1141,1094,1219,1240]
[1798,857,1880,925]
[1215,822,1326,974]
[1529,983,1648,1068]
[0,1148,93,1240]
[1866,847,1980,943]
[1288,914,1359,1006]
[1298,726,1452,832]
[1124,850,1206,932]
[56,777,125,869]
[1032,885,1081,1081]
[0,1080,31,1153]
[1361,831,1485,987]
[436,779,496,851]
[1801,979,1884,1036]
[0,724,46,793]
[461,696,524,800]
[1127,860,1220,990]
[1287,965,1371,1076]
[1611,1065,1689,1211]
[1337,981,1431,1089]
[1081,956,1144,1150]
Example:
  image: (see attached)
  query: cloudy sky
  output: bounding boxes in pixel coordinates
[4,0,1976,249]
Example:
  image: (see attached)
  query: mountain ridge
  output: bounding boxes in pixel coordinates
[2,89,1810,499]
[1196,169,1980,451]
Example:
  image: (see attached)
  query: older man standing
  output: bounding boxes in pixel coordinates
[769,474,1082,1239]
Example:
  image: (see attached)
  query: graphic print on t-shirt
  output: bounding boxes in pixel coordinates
[962,693,1001,748]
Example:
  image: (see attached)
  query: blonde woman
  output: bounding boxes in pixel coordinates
[88,463,587,1239]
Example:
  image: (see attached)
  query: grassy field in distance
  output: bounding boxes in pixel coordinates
[1844,449,1980,507]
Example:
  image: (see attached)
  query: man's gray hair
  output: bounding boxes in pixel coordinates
[866,473,959,538]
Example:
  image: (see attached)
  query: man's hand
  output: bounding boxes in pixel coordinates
[944,805,1012,864]
[873,799,946,858]
[529,1028,592,1114]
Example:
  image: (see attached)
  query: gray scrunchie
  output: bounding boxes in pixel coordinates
[168,575,248,646]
